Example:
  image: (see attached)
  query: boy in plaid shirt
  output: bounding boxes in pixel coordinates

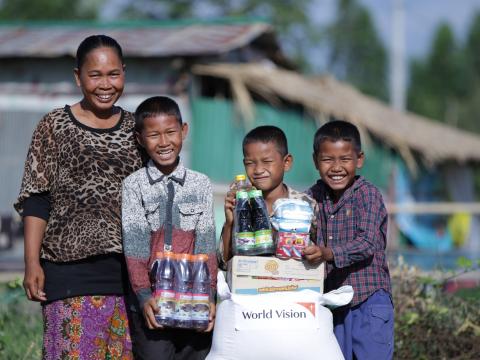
[304,120,393,360]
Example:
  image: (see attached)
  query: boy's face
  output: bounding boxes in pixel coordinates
[137,114,188,175]
[243,141,292,193]
[313,139,364,198]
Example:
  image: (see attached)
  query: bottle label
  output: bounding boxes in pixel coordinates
[235,231,255,251]
[154,289,175,319]
[191,293,210,321]
[175,292,193,321]
[255,229,273,247]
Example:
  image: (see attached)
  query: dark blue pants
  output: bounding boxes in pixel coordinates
[333,289,394,360]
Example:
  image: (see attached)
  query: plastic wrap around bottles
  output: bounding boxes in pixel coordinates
[271,199,314,260]
[151,252,211,330]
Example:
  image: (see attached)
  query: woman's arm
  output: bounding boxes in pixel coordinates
[23,216,47,301]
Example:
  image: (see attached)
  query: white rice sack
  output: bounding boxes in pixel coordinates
[207,273,346,360]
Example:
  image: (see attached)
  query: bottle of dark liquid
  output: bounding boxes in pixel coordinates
[151,252,176,327]
[248,189,274,255]
[191,254,211,330]
[174,253,193,328]
[234,189,255,255]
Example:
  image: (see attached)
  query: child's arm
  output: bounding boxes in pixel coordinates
[327,187,387,268]
[122,178,160,327]
[218,189,236,266]
[204,302,216,333]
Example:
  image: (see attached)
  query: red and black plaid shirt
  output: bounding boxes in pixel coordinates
[307,176,392,306]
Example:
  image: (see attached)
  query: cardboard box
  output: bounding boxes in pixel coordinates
[227,256,324,295]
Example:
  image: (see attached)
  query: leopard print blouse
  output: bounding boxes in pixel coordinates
[15,105,143,262]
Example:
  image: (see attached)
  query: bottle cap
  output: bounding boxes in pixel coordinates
[196,254,209,262]
[178,253,191,261]
[235,174,246,181]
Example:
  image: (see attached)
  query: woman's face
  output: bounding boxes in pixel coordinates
[74,46,125,114]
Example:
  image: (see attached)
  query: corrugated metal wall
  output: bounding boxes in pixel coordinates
[190,97,397,192]
[190,97,319,189]
[0,110,42,215]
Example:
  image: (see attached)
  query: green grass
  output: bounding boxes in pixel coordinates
[0,280,42,360]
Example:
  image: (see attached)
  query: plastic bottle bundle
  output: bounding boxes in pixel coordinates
[233,175,255,255]
[248,189,275,255]
[271,199,314,260]
[150,252,211,330]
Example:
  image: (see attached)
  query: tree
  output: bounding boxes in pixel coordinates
[408,23,471,128]
[115,0,320,71]
[326,0,388,100]
[0,0,100,20]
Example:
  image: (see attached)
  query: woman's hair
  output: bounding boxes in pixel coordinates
[76,35,123,69]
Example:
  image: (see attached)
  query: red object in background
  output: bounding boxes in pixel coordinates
[443,278,480,293]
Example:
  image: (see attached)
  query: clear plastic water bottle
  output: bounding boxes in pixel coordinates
[191,254,211,330]
[173,253,193,328]
[234,174,251,191]
[151,252,176,327]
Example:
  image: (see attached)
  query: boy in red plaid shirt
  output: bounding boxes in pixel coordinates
[304,120,393,360]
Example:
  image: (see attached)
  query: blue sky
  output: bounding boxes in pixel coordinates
[358,0,480,59]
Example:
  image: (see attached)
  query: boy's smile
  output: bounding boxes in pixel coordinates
[137,114,188,175]
[243,141,291,194]
[313,139,364,199]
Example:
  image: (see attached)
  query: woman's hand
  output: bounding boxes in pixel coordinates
[23,261,47,301]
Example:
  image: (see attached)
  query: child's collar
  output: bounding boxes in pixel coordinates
[146,159,186,185]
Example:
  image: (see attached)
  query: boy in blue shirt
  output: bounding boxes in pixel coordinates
[304,120,393,360]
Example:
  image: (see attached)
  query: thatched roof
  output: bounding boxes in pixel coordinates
[193,63,480,171]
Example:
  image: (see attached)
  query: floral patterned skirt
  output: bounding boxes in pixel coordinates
[42,295,133,360]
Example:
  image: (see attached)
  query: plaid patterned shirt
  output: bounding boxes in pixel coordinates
[307,176,391,306]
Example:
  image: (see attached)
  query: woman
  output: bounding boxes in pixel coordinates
[15,35,142,359]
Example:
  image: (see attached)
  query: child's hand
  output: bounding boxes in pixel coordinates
[203,301,216,333]
[303,245,334,264]
[224,189,236,225]
[142,297,162,330]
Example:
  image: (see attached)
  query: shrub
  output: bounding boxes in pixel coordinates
[392,259,480,360]
[0,278,42,360]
